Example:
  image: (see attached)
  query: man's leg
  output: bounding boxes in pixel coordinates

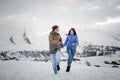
[55,51,61,71]
[50,54,57,74]
[56,51,61,66]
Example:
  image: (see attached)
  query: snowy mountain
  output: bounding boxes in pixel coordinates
[0,26,49,51]
[76,28,120,47]
[0,26,120,51]
[0,26,120,60]
[0,50,50,61]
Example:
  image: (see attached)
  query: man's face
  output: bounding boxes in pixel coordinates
[55,28,59,33]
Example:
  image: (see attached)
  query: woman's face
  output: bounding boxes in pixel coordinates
[70,30,74,35]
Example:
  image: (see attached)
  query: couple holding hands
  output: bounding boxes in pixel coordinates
[49,25,79,74]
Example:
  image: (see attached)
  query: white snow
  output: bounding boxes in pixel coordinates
[79,56,120,68]
[0,60,120,80]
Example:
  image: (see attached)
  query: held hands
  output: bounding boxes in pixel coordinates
[72,43,75,46]
[57,41,62,45]
[57,41,64,48]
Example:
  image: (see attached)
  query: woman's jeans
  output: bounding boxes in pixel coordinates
[67,48,76,67]
[50,51,60,74]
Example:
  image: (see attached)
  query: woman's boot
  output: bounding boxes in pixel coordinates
[66,66,70,72]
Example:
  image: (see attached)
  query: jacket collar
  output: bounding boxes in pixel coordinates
[50,32,59,35]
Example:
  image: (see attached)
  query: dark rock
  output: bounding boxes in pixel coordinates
[11,57,19,61]
[111,61,120,65]
[33,58,41,61]
[112,65,119,68]
[2,58,10,61]
[33,58,49,62]
[95,65,101,67]
[86,61,91,66]
[10,36,16,45]
[104,61,110,64]
[2,57,19,61]
[97,52,104,56]
[73,58,81,61]
[60,59,67,61]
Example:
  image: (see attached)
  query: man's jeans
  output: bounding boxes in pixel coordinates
[50,51,60,74]
[67,48,76,67]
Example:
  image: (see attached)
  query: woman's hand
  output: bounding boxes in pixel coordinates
[72,43,75,46]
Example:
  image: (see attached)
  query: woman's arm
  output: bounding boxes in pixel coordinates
[75,35,79,45]
[59,35,63,47]
[63,36,68,47]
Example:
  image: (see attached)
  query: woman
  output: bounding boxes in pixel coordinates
[49,25,63,74]
[63,28,79,72]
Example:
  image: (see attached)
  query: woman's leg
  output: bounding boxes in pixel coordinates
[71,49,76,61]
[66,49,76,72]
[66,48,72,72]
[50,54,57,74]
[71,49,76,64]
[67,48,72,67]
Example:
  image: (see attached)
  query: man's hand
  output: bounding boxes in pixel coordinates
[58,41,62,45]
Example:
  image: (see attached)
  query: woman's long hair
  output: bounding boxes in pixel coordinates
[68,28,77,35]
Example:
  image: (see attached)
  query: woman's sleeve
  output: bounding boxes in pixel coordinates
[63,36,68,47]
[76,36,79,45]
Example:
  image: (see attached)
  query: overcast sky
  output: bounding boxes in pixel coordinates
[0,0,120,35]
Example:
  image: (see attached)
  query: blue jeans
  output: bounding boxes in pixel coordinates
[50,51,60,74]
[67,48,76,67]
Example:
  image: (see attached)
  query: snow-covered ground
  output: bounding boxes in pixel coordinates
[0,56,120,80]
[79,55,120,68]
